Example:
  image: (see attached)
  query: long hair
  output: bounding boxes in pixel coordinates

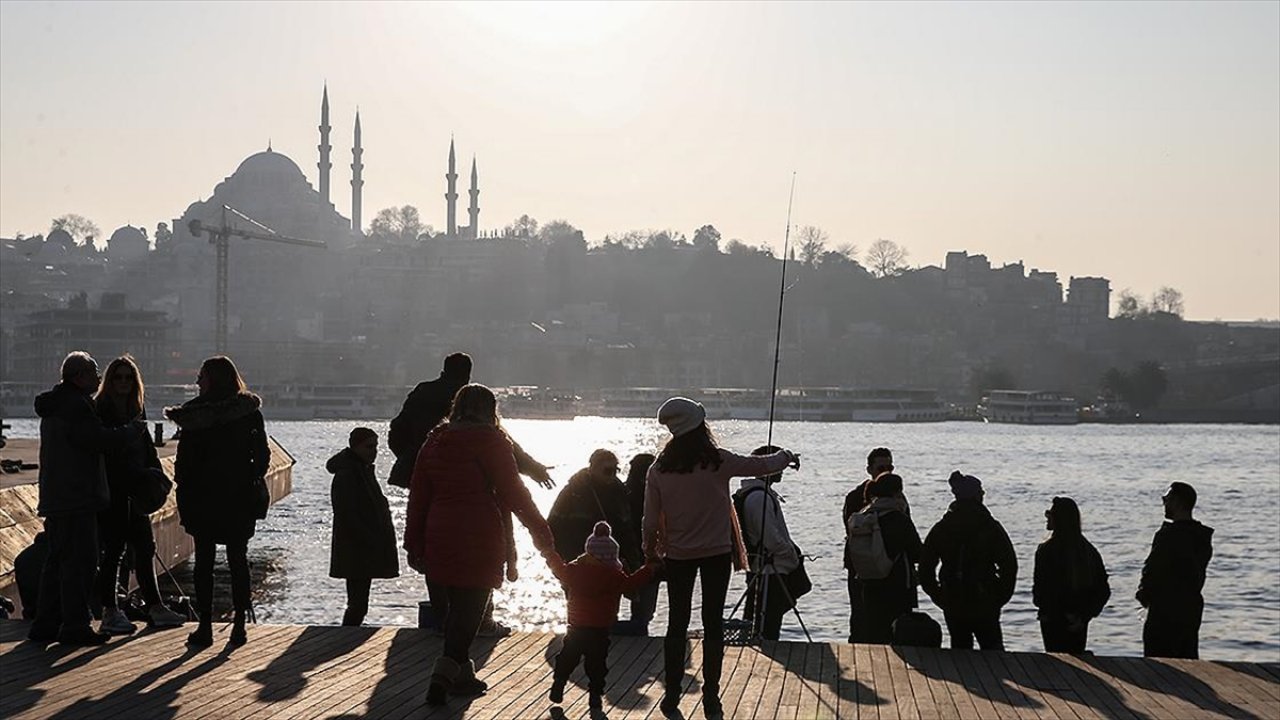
[95,355,145,419]
[1043,496,1093,593]
[654,422,722,474]
[449,383,499,426]
[199,355,247,400]
[1045,496,1083,540]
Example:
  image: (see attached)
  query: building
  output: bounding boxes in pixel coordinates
[9,293,175,381]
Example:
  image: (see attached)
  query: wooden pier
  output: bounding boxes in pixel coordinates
[1,622,1276,719]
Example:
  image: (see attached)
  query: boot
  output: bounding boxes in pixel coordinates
[186,622,213,648]
[450,659,488,697]
[702,684,723,720]
[548,677,566,704]
[426,656,461,706]
[230,610,247,646]
[660,686,681,716]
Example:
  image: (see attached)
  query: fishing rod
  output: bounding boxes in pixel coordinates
[766,173,797,447]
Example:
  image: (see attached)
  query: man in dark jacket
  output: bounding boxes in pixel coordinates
[1137,482,1214,659]
[29,351,144,645]
[842,447,897,643]
[918,471,1017,650]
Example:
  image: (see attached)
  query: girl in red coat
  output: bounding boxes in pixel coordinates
[404,383,556,706]
[547,521,657,712]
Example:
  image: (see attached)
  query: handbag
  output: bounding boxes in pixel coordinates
[250,476,270,520]
[130,466,173,516]
[783,546,813,600]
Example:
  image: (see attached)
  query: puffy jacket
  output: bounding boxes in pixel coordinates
[918,499,1017,612]
[165,392,270,543]
[96,399,162,523]
[1033,535,1111,620]
[1136,519,1214,614]
[549,469,641,570]
[549,553,656,628]
[328,448,399,580]
[404,423,553,589]
[34,382,141,516]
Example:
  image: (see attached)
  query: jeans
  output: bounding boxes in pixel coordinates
[32,513,99,637]
[847,573,865,643]
[344,577,372,626]
[1040,614,1089,653]
[1143,602,1202,659]
[98,511,161,609]
[943,606,1004,650]
[555,625,611,694]
[743,573,790,641]
[440,586,491,663]
[193,537,250,623]
[664,553,731,694]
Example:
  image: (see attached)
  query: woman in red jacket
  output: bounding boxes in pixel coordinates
[404,383,556,706]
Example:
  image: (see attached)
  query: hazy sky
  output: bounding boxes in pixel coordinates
[1,1,1277,320]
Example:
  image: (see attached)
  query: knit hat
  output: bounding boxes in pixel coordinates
[657,397,705,437]
[949,471,983,500]
[585,521,621,567]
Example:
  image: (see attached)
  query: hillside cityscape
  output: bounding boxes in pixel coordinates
[2,89,1276,422]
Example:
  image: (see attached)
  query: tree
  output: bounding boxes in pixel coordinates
[504,214,539,238]
[692,224,721,253]
[1150,286,1185,318]
[1115,289,1146,319]
[50,214,100,246]
[795,225,829,266]
[154,222,172,248]
[539,219,583,247]
[865,238,909,277]
[368,205,426,242]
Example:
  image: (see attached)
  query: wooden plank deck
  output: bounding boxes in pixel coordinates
[1,622,1276,719]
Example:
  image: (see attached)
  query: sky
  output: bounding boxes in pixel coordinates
[1,1,1277,320]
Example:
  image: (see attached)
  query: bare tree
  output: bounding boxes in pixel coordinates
[50,214,101,246]
[865,238,908,277]
[1115,289,1146,319]
[1150,286,1185,318]
[368,205,426,242]
[795,225,829,266]
[504,214,539,238]
[834,242,859,260]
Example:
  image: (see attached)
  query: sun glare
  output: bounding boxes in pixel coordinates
[456,1,648,47]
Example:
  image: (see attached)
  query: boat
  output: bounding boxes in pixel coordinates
[978,389,1080,425]
[591,386,952,422]
[494,386,580,419]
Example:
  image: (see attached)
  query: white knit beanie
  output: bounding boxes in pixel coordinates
[585,521,621,567]
[657,397,705,437]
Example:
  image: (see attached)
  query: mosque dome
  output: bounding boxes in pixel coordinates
[233,148,305,181]
[108,225,147,246]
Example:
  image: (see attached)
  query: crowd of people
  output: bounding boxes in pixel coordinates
[18,349,1217,720]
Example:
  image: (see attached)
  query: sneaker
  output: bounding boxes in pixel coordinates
[476,618,512,638]
[100,608,137,636]
[148,604,186,629]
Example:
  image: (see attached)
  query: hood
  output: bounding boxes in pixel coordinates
[739,477,772,492]
[326,447,370,475]
[34,382,89,418]
[164,392,261,430]
[943,498,994,530]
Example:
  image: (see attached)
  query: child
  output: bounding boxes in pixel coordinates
[327,427,399,626]
[546,521,657,711]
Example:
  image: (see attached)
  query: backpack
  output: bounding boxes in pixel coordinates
[732,486,768,556]
[846,508,895,580]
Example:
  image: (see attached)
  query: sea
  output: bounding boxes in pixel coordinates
[7,418,1280,662]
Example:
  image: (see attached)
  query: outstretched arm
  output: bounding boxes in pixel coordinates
[510,436,555,490]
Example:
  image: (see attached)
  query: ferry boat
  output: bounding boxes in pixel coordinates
[979,389,1080,425]
[495,386,580,419]
[592,386,952,422]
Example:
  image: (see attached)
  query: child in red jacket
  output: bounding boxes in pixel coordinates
[546,521,657,711]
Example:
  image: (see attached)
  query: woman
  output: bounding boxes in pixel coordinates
[165,356,269,648]
[404,384,556,706]
[1033,496,1111,653]
[328,426,398,626]
[94,356,186,634]
[857,472,922,644]
[643,397,798,720]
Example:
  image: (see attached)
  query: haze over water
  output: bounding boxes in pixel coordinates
[14,418,1271,661]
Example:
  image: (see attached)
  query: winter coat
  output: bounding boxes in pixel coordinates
[34,382,142,517]
[919,499,1018,613]
[549,469,641,570]
[1136,519,1214,617]
[842,479,911,571]
[735,478,801,575]
[404,423,554,589]
[1033,535,1111,621]
[165,392,270,543]
[859,496,922,613]
[96,399,162,526]
[387,373,467,488]
[548,553,656,628]
[327,448,399,580]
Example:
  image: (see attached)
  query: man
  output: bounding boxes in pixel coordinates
[842,447,898,643]
[389,352,555,636]
[1137,482,1213,659]
[548,449,645,634]
[918,471,1017,650]
[736,445,803,641]
[29,351,144,645]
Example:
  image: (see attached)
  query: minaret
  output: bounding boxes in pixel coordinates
[318,84,332,205]
[445,138,458,237]
[468,156,480,240]
[350,110,364,233]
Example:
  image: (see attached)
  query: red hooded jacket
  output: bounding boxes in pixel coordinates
[549,554,656,628]
[405,423,553,589]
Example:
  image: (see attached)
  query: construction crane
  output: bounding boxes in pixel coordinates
[188,205,327,353]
